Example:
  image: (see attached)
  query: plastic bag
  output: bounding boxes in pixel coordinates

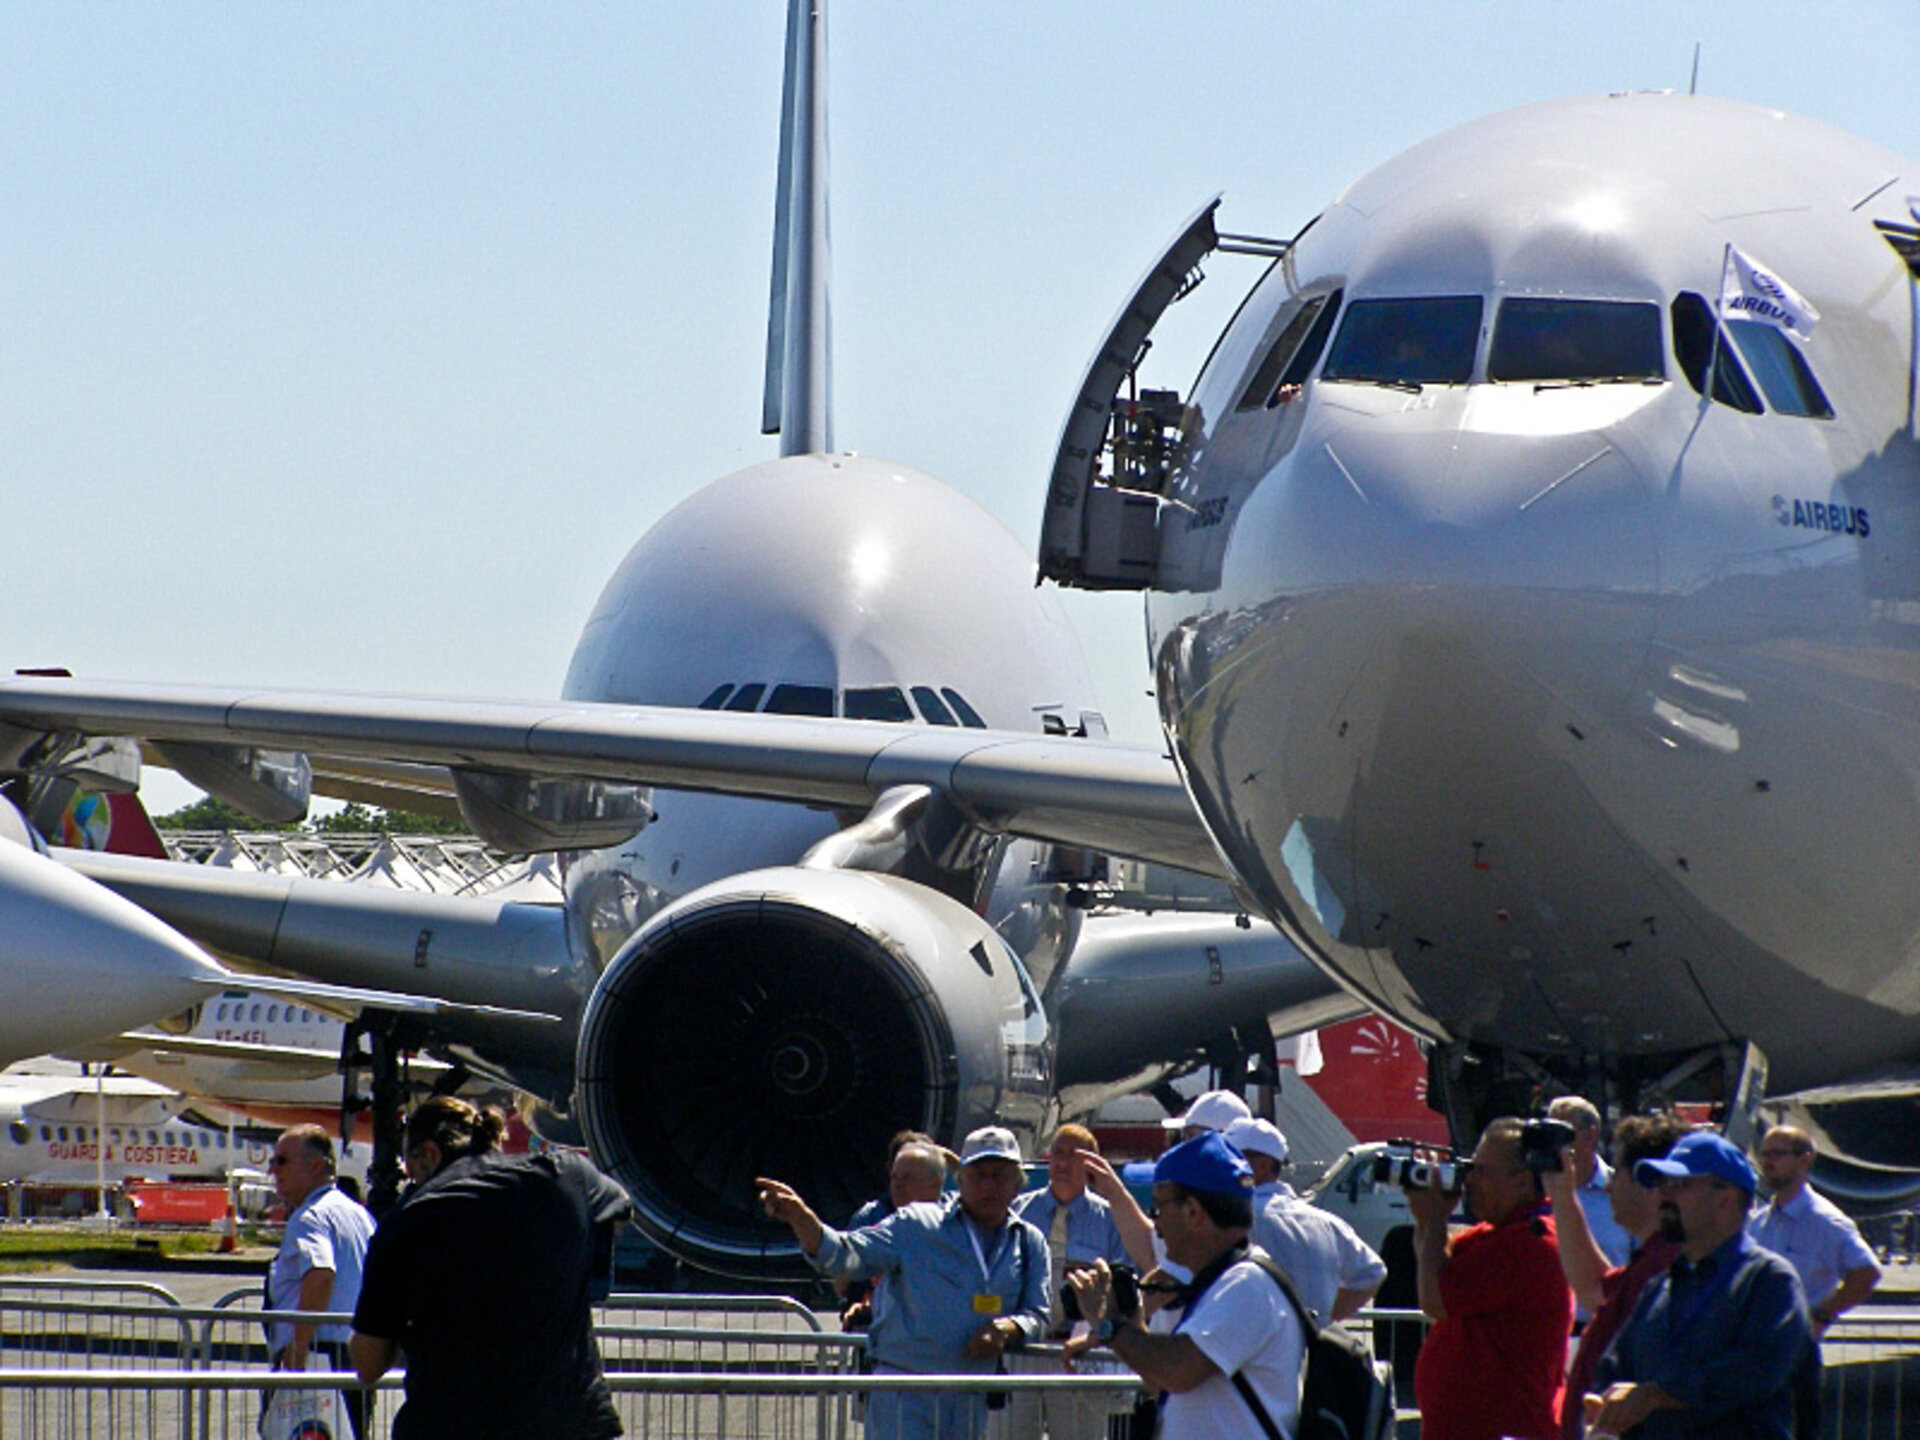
[260,1355,346,1440]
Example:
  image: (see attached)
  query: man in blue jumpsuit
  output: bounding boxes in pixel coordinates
[758,1127,1049,1440]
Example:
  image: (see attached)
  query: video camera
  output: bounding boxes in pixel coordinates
[1370,1145,1467,1192]
[1520,1117,1577,1172]
[1061,1263,1140,1322]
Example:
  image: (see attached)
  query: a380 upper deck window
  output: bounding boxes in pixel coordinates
[1487,298,1664,383]
[1323,296,1483,387]
[844,686,914,723]
[765,683,835,717]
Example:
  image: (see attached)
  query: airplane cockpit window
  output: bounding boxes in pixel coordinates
[844,686,915,722]
[941,689,988,728]
[1234,289,1344,411]
[765,683,835,717]
[1728,320,1834,418]
[698,684,734,709]
[722,683,766,712]
[911,686,959,726]
[1672,293,1764,413]
[1324,296,1482,387]
[8,1122,27,1145]
[1488,298,1663,383]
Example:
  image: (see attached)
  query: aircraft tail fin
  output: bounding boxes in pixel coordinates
[760,0,833,456]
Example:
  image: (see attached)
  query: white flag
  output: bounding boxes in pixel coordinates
[1276,1029,1324,1077]
[1720,247,1819,341]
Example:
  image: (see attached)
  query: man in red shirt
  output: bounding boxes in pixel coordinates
[1409,1117,1573,1440]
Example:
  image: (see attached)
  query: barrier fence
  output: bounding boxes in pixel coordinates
[0,1280,1913,1439]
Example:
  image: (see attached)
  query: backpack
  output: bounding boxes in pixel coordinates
[1230,1251,1396,1440]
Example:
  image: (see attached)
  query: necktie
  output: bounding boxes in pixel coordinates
[1048,1199,1071,1330]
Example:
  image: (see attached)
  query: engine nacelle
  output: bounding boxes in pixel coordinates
[575,866,1051,1277]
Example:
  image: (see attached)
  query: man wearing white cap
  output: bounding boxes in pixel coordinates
[1164,1088,1252,1140]
[758,1126,1050,1440]
[1227,1116,1386,1324]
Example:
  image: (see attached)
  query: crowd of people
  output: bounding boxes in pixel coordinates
[759,1100,1882,1440]
[260,1089,1885,1440]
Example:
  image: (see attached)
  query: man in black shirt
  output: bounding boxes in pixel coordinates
[349,1098,634,1440]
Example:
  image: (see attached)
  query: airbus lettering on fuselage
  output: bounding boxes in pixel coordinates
[1773,494,1870,536]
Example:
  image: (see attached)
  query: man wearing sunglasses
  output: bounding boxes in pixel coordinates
[267,1125,374,1439]
[1585,1133,1812,1439]
[1067,1131,1304,1440]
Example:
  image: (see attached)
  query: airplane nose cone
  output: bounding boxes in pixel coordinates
[1153,390,1677,1039]
[1289,394,1661,599]
[0,841,228,1065]
[1180,395,1664,770]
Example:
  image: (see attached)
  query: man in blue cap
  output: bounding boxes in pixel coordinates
[1066,1131,1304,1440]
[1585,1132,1812,1439]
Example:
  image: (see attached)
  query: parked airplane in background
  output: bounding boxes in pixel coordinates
[75,990,413,1138]
[0,1070,236,1189]
[0,0,1344,1262]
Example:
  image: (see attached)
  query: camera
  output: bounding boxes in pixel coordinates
[1061,1263,1140,1322]
[1521,1118,1576,1172]
[1370,1145,1466,1192]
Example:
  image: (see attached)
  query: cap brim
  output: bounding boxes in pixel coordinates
[1634,1158,1688,1186]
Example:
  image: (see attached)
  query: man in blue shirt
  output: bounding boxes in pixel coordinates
[1547,1097,1635,1277]
[1748,1124,1882,1438]
[1586,1132,1811,1440]
[840,1135,949,1332]
[759,1126,1049,1440]
[1000,1123,1142,1440]
[268,1124,374,1440]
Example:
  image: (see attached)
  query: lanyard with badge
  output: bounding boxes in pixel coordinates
[967,1221,1013,1316]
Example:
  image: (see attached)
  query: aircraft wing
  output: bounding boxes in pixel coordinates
[0,675,1227,877]
[88,1032,346,1078]
[90,1029,457,1080]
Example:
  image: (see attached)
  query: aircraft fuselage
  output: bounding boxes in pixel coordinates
[1148,94,1920,1096]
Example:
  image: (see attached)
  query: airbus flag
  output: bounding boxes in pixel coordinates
[1720,246,1819,340]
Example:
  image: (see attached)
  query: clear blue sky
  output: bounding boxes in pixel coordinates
[5,4,1916,812]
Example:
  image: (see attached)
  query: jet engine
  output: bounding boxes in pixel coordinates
[575,866,1051,1276]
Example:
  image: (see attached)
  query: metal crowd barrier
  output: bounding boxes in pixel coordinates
[0,1368,1145,1440]
[0,1281,1914,1439]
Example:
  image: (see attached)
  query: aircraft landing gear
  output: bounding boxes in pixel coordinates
[1424,1037,1771,1153]
[341,1014,433,1216]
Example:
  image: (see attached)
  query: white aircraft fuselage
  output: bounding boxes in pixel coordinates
[559,452,1100,972]
[1148,94,1920,1097]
